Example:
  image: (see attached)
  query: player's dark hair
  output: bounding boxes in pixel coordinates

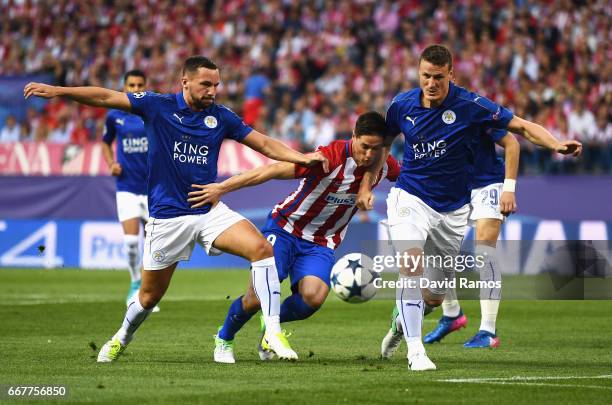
[419,44,453,70]
[182,56,218,76]
[123,69,147,83]
[354,111,386,137]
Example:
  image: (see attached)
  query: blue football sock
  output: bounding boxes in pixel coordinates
[280,293,317,323]
[218,296,255,341]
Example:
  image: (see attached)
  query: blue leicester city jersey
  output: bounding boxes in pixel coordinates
[127,91,253,219]
[472,127,507,189]
[102,109,148,195]
[386,83,513,212]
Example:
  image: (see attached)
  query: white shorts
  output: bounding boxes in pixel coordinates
[116,191,149,223]
[142,202,246,270]
[469,183,505,224]
[386,187,470,295]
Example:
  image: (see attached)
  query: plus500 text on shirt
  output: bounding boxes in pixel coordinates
[386,83,513,212]
[127,91,252,219]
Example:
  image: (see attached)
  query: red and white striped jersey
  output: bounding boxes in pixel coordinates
[270,140,400,249]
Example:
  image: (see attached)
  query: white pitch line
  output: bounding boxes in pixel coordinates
[439,375,612,383]
[451,382,612,390]
[438,375,612,390]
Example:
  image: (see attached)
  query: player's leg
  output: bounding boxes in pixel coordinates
[383,188,435,371]
[214,225,294,363]
[213,276,259,364]
[281,276,328,322]
[280,241,333,323]
[121,217,142,302]
[116,192,145,303]
[208,204,297,359]
[421,204,470,344]
[464,217,502,348]
[97,263,177,362]
[463,183,504,348]
[98,215,197,362]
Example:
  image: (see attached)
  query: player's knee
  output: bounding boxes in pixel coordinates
[301,292,325,309]
[250,238,274,262]
[300,286,328,309]
[138,289,162,309]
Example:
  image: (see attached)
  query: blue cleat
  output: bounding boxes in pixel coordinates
[423,311,467,343]
[126,280,141,305]
[464,330,500,348]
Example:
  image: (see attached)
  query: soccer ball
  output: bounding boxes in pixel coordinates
[330,253,379,303]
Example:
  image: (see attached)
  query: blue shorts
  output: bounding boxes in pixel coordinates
[261,217,335,293]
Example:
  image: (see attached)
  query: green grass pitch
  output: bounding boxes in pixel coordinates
[1,269,611,404]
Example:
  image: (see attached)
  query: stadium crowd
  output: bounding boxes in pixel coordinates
[1,0,610,174]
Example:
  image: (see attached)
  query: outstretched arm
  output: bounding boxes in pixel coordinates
[507,115,582,156]
[187,162,296,208]
[497,133,520,216]
[242,130,329,172]
[24,83,131,111]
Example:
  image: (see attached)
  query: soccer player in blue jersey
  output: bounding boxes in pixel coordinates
[357,44,581,371]
[421,130,519,348]
[101,69,157,308]
[25,56,327,363]
[383,129,519,354]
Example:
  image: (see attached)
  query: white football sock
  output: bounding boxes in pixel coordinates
[442,297,461,318]
[124,234,141,283]
[115,295,152,345]
[476,244,501,333]
[396,274,423,351]
[479,299,500,334]
[251,257,281,335]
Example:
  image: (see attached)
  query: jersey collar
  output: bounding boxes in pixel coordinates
[346,139,353,158]
[442,82,458,107]
[176,92,190,111]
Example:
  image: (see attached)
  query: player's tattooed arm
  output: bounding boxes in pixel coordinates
[508,115,582,157]
[188,162,295,208]
[242,130,329,172]
[24,83,131,111]
[497,133,519,216]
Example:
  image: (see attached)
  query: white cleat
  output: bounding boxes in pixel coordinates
[381,328,403,359]
[97,336,129,363]
[258,331,275,361]
[213,337,236,364]
[151,305,160,313]
[407,351,437,371]
[263,331,298,360]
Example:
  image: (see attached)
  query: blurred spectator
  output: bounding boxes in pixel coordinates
[304,104,335,150]
[568,95,597,141]
[47,116,73,144]
[0,115,21,143]
[70,117,90,146]
[243,67,271,126]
